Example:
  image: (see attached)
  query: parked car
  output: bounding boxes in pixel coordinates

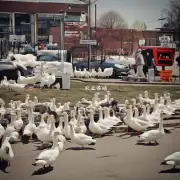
[36,53,74,77]
[73,59,130,78]
[36,54,130,78]
[0,61,29,81]
[19,44,35,55]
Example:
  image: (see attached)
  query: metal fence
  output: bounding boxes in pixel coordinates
[0,39,12,59]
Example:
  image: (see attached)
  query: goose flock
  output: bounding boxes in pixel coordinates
[74,67,114,78]
[0,90,180,172]
[0,67,60,93]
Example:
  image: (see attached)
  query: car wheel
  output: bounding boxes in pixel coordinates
[112,69,117,78]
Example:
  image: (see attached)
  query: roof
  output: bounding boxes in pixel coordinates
[0,1,88,14]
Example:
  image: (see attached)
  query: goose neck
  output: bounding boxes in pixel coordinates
[146,106,150,115]
[126,110,131,123]
[158,115,164,132]
[99,108,103,119]
[77,114,81,126]
[52,134,59,149]
[134,108,138,117]
[41,114,45,124]
[142,107,147,117]
[58,118,62,128]
[70,125,75,137]
[49,121,55,134]
[64,114,68,126]
[104,109,109,118]
[10,115,16,124]
[90,112,94,123]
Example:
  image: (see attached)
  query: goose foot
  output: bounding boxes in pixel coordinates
[154,141,159,144]
[148,141,153,145]
[172,165,176,169]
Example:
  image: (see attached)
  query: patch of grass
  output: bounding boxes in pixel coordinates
[0,80,180,105]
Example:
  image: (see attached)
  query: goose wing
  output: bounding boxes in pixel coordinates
[140,129,159,139]
[77,133,92,140]
[164,152,180,161]
[36,149,56,161]
[97,122,111,130]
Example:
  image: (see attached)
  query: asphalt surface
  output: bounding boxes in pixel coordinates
[1,129,180,180]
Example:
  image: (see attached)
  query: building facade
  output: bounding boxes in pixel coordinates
[50,26,164,56]
[0,0,88,44]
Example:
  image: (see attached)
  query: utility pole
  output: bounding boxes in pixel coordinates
[80,0,98,69]
[87,0,92,70]
[59,10,65,73]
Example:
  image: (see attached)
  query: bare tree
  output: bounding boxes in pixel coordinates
[98,10,128,29]
[163,0,180,47]
[132,20,147,30]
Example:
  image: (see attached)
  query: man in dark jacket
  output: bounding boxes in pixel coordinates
[176,53,180,81]
[176,53,180,66]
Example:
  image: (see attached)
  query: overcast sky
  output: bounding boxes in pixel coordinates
[4,0,171,30]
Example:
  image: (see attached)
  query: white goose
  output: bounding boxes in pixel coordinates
[138,105,154,123]
[56,116,64,135]
[32,131,63,168]
[119,99,129,112]
[0,136,14,166]
[0,104,6,120]
[63,112,71,139]
[91,69,97,78]
[36,113,48,130]
[106,107,122,122]
[83,68,91,78]
[144,91,158,105]
[14,109,24,132]
[145,104,160,123]
[0,123,5,138]
[97,107,116,127]
[74,66,83,78]
[98,95,108,106]
[70,110,77,126]
[123,108,154,132]
[137,112,165,144]
[8,81,26,93]
[36,114,56,147]
[4,112,17,137]
[49,98,57,111]
[23,105,37,138]
[129,105,154,127]
[161,151,180,169]
[103,107,120,125]
[81,98,91,105]
[75,112,87,134]
[69,123,96,148]
[89,110,113,136]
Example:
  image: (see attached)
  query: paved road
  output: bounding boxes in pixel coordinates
[1,129,180,180]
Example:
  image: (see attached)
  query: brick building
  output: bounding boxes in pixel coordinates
[0,0,88,43]
[50,26,164,55]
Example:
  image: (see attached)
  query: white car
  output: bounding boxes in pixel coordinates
[36,50,74,77]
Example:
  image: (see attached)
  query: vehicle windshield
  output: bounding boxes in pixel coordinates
[37,55,58,61]
[105,59,129,66]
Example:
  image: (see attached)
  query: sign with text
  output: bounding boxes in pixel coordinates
[159,34,171,47]
[80,39,97,45]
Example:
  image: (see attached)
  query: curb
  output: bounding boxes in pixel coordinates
[71,78,180,86]
[116,120,180,133]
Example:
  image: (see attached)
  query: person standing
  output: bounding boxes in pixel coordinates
[135,49,146,80]
[176,52,180,81]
